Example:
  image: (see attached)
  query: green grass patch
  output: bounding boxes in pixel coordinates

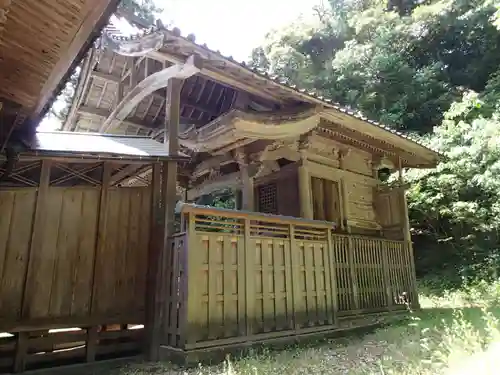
[114,282,500,375]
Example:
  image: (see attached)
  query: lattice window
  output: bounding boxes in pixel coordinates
[257,183,278,214]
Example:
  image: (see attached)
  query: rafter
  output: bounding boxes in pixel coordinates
[100,54,203,133]
[91,69,219,116]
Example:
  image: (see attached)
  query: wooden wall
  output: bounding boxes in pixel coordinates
[0,186,151,327]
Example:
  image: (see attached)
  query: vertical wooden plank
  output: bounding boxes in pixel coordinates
[325,229,336,325]
[311,244,322,323]
[71,189,99,317]
[145,163,162,360]
[303,242,315,325]
[272,240,285,330]
[283,232,294,330]
[261,239,271,332]
[168,236,181,345]
[244,218,255,335]
[186,213,200,345]
[207,237,218,339]
[237,235,246,335]
[0,191,36,321]
[49,189,83,317]
[223,237,233,337]
[289,224,301,330]
[21,160,51,319]
[86,326,98,363]
[89,162,111,316]
[13,332,28,373]
[347,237,359,311]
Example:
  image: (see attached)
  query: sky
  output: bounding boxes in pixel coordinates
[38,0,322,132]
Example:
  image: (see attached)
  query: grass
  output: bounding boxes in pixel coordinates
[112,281,500,375]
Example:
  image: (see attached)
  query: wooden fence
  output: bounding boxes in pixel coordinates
[162,205,415,352]
[0,186,152,372]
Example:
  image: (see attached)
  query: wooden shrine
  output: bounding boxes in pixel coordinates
[0,10,443,371]
[60,13,441,362]
[57,13,441,362]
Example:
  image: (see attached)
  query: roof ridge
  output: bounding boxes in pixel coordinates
[102,13,438,156]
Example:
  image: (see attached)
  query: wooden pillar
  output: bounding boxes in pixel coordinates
[297,137,313,219]
[145,163,163,361]
[147,76,183,359]
[235,149,254,211]
[398,157,419,309]
[338,148,350,231]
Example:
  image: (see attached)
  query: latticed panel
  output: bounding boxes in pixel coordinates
[257,183,278,214]
[331,235,354,311]
[352,238,387,310]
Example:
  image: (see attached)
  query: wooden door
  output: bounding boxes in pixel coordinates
[311,177,341,224]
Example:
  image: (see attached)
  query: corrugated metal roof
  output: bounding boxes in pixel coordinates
[32,131,187,159]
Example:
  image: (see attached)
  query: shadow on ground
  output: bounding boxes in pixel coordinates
[47,306,500,375]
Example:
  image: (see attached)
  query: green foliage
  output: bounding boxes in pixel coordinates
[118,0,163,23]
[250,0,500,133]
[248,0,500,285]
[406,90,500,283]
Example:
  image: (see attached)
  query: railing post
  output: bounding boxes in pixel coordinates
[381,241,393,310]
[398,157,420,309]
[347,237,360,311]
[326,229,338,325]
[185,213,198,346]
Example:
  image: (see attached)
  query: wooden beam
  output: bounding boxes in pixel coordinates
[21,160,51,320]
[91,70,219,117]
[192,153,234,178]
[78,105,202,130]
[78,106,153,132]
[147,50,286,105]
[100,55,202,133]
[187,171,241,200]
[165,77,183,156]
[62,49,97,131]
[110,164,149,186]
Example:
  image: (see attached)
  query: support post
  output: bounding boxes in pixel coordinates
[235,149,254,211]
[160,77,183,346]
[398,157,419,309]
[145,163,163,361]
[297,134,313,219]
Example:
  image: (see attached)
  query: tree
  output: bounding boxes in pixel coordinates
[118,0,163,24]
[249,0,500,133]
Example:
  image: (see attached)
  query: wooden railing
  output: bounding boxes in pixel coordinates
[164,204,414,350]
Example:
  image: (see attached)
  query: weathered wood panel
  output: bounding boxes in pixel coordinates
[25,188,100,319]
[0,190,37,321]
[0,186,152,328]
[92,187,151,317]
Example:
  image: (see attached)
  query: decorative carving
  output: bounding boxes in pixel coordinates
[298,131,313,151]
[254,160,280,179]
[233,148,248,166]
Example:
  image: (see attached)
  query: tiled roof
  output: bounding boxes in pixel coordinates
[102,14,439,156]
[31,131,188,160]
